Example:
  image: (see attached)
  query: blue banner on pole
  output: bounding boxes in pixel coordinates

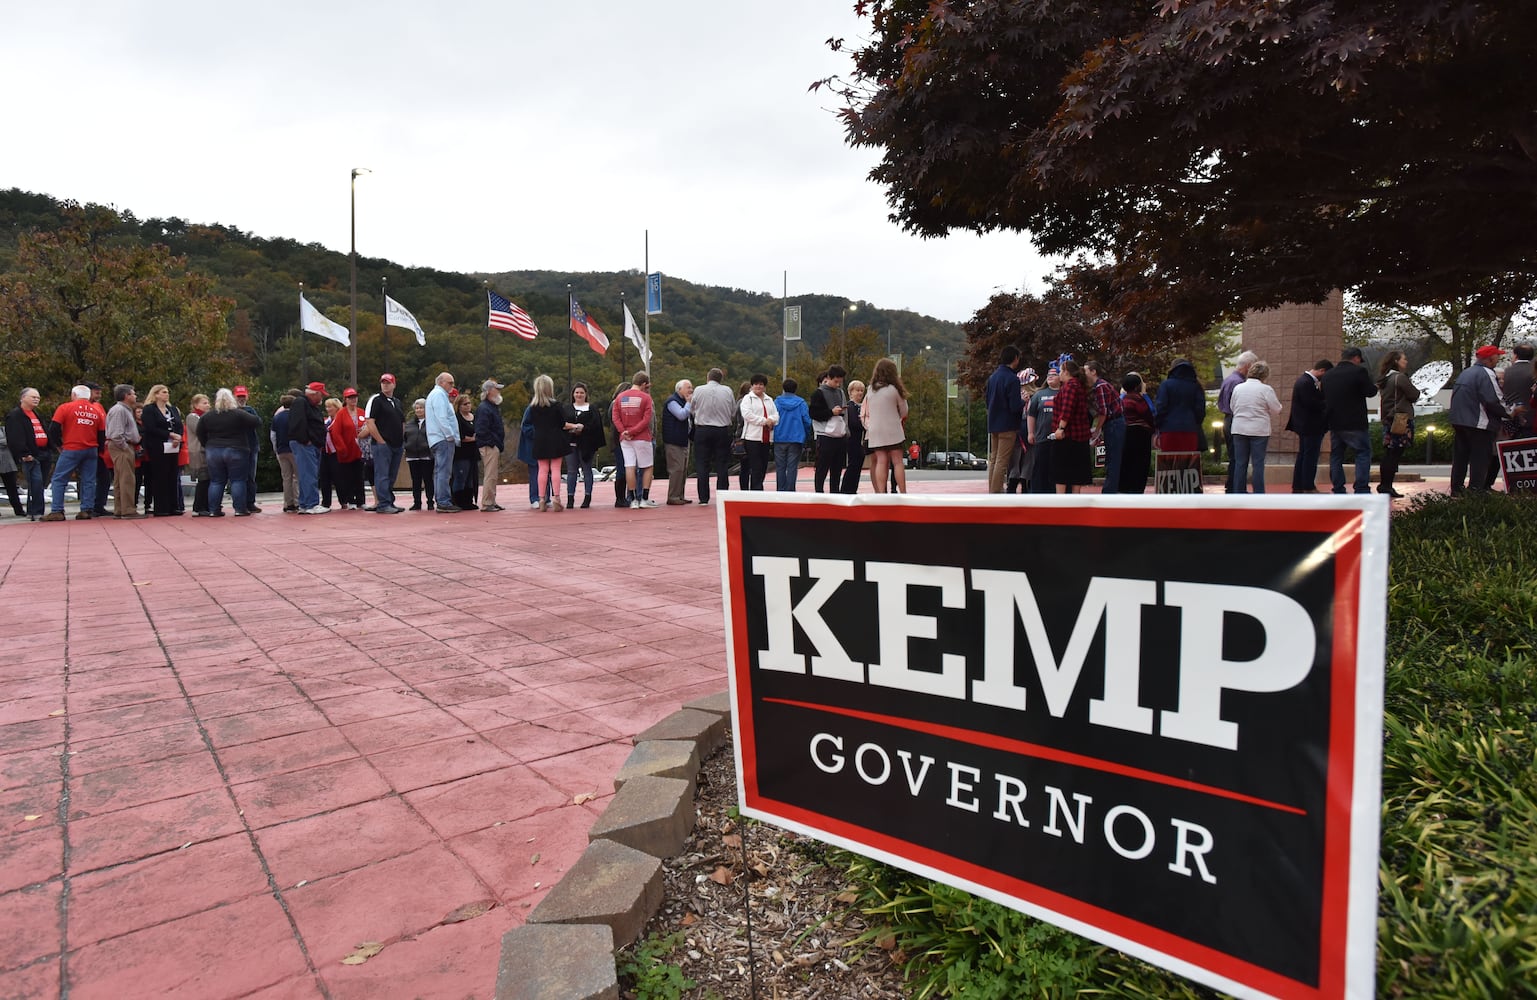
[646,272,663,315]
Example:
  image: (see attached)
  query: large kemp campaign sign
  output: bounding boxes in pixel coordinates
[718,494,1389,1000]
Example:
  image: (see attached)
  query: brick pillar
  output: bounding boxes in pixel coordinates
[1241,292,1344,467]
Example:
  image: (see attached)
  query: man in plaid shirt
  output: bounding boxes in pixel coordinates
[1086,360,1126,493]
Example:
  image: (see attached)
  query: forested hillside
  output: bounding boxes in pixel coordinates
[0,188,964,409]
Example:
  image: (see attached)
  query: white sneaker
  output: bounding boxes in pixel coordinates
[630,499,641,509]
[530,501,541,510]
[301,505,330,515]
[639,498,660,508]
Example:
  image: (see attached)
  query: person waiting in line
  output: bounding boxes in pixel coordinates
[606,381,632,508]
[841,379,867,494]
[1118,373,1156,494]
[331,390,366,509]
[528,374,579,511]
[1049,360,1093,494]
[1375,350,1420,499]
[184,393,210,515]
[319,398,341,509]
[139,384,184,517]
[1229,361,1282,493]
[195,388,261,516]
[1005,368,1038,493]
[271,394,299,512]
[564,382,604,509]
[403,398,435,510]
[865,358,910,494]
[452,392,480,510]
[1026,366,1060,494]
[1154,358,1207,455]
[775,377,812,492]
[734,381,752,491]
[738,374,778,491]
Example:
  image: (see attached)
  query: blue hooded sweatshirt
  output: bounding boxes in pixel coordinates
[773,393,811,445]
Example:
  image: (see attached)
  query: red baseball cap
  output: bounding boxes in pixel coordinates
[234,385,248,396]
[380,373,396,384]
[1476,345,1505,361]
[307,382,327,394]
[343,387,358,398]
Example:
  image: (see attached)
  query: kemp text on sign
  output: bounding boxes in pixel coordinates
[719,494,1388,1000]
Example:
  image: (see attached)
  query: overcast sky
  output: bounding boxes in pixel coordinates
[2,1,1058,323]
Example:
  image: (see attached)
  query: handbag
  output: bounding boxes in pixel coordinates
[1389,412,1410,436]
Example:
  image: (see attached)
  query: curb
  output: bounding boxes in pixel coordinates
[493,691,730,1000]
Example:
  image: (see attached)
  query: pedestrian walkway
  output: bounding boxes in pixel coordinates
[0,474,1452,999]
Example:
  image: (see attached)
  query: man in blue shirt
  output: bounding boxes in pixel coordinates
[984,346,1024,493]
[425,372,460,512]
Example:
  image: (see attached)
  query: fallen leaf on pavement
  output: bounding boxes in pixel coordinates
[48,710,64,717]
[23,815,41,822]
[441,899,496,925]
[530,853,541,865]
[573,792,597,805]
[340,942,385,965]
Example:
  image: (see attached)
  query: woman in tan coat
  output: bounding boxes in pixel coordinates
[1376,350,1421,498]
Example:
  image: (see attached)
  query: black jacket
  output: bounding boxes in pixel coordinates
[195,408,261,451]
[5,406,51,463]
[1285,372,1328,436]
[287,394,326,446]
[1320,361,1378,432]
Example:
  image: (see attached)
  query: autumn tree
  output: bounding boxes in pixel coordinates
[1345,295,1537,373]
[826,1,1537,340]
[0,203,236,404]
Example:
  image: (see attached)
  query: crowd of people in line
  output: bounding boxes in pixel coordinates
[5,342,1531,521]
[980,341,1534,496]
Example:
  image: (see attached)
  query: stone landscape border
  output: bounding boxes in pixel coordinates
[494,691,730,1000]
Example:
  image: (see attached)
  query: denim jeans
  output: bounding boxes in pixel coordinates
[1329,429,1372,493]
[1292,434,1323,492]
[291,443,321,509]
[22,457,46,516]
[1099,416,1126,494]
[206,446,250,513]
[49,449,96,513]
[371,441,403,508]
[566,449,594,498]
[775,442,804,492]
[1231,434,1270,493]
[431,440,455,504]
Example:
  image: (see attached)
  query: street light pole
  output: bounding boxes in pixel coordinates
[840,303,856,367]
[349,167,370,389]
[945,358,952,460]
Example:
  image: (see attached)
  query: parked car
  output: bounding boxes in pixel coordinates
[928,451,987,470]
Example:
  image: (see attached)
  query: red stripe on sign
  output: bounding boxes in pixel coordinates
[760,697,1307,816]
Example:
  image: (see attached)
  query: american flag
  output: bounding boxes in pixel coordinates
[488,290,538,341]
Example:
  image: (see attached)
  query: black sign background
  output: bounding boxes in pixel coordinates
[723,499,1377,1000]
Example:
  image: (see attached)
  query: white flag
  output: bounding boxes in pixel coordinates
[299,294,350,346]
[623,303,651,369]
[385,295,428,347]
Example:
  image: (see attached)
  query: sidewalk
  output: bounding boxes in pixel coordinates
[0,474,1449,1000]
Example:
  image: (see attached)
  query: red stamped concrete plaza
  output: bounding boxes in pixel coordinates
[0,473,1442,999]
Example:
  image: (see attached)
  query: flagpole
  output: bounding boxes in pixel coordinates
[643,231,650,370]
[781,270,788,384]
[381,275,389,378]
[483,281,491,375]
[619,291,628,376]
[299,282,308,384]
[349,167,370,391]
[566,284,574,396]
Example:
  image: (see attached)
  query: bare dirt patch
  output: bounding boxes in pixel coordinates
[620,739,911,999]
